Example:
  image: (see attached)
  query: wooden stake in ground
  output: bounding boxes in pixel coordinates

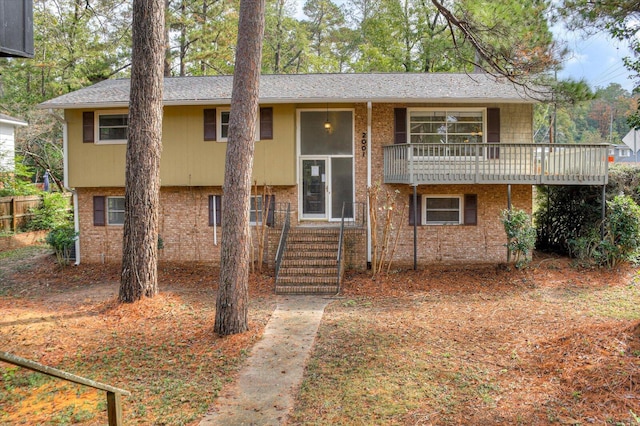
[119,0,165,303]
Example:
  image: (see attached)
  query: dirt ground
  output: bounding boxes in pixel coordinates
[1,248,639,425]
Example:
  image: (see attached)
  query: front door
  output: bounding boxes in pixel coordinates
[298,109,354,221]
[302,158,327,218]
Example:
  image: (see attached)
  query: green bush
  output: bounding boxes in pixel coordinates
[46,225,77,266]
[0,157,40,197]
[569,195,640,268]
[25,193,72,231]
[501,208,536,268]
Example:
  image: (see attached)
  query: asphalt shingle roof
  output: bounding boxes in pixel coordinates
[39,73,539,109]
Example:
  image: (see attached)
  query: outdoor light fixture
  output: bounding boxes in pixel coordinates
[324,105,333,134]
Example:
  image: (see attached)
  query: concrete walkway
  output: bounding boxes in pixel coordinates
[199,296,330,426]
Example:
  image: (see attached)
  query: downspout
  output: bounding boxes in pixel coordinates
[60,117,80,266]
[366,101,372,267]
[73,190,80,265]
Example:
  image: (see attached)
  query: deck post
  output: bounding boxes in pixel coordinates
[507,184,512,263]
[601,185,606,240]
[413,184,417,270]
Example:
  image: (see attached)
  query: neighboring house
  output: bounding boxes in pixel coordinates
[618,129,640,163]
[0,113,28,172]
[609,144,636,163]
[39,73,608,273]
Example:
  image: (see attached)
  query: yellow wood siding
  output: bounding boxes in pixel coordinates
[66,105,297,188]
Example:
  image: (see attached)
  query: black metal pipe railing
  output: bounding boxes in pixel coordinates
[274,202,291,282]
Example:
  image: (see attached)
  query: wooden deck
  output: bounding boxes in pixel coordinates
[384,143,609,186]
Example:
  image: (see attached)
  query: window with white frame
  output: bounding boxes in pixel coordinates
[219,110,231,140]
[423,195,463,225]
[96,112,128,144]
[250,195,263,225]
[107,196,125,225]
[409,109,484,156]
[217,109,262,142]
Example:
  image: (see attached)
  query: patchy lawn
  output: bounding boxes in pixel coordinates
[0,247,276,425]
[1,248,639,425]
[290,258,640,425]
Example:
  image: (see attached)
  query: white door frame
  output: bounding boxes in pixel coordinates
[296,108,355,222]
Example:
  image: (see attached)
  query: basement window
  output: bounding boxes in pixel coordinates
[107,196,125,225]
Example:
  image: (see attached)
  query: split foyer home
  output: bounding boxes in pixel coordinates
[39,73,609,293]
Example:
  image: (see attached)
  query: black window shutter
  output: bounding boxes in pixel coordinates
[265,195,276,226]
[209,195,222,226]
[394,108,407,144]
[464,194,478,225]
[93,196,105,226]
[83,111,94,143]
[204,109,217,141]
[408,194,422,226]
[260,107,273,140]
[487,108,500,159]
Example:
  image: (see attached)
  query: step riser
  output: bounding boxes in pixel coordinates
[276,227,343,295]
[276,277,339,285]
[281,259,336,267]
[275,285,339,295]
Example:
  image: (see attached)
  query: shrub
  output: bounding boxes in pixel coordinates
[46,225,77,266]
[501,208,536,268]
[25,192,72,231]
[569,195,640,268]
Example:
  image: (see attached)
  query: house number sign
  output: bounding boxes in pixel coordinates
[361,132,367,157]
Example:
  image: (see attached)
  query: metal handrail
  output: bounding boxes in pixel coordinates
[0,351,130,426]
[274,202,291,282]
[336,203,346,293]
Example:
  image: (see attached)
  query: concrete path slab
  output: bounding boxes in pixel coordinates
[199,296,330,426]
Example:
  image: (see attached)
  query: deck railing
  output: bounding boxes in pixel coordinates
[383,143,609,185]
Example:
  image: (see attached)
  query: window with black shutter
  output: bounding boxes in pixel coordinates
[83,112,95,143]
[204,109,217,141]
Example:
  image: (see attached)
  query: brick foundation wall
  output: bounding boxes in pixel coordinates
[77,186,298,265]
[372,184,532,267]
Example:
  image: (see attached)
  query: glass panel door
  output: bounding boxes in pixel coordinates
[302,159,327,219]
[331,157,353,220]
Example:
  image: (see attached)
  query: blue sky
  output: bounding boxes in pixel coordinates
[553,26,635,92]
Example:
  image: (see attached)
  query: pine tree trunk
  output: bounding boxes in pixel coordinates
[120,0,165,303]
[214,0,265,335]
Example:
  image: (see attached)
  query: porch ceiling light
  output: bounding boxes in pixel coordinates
[324,105,333,134]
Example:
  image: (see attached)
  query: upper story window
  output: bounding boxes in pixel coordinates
[83,111,127,144]
[97,113,129,143]
[203,107,273,142]
[220,110,231,140]
[409,109,484,145]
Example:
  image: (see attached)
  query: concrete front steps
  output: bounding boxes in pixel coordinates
[275,228,343,295]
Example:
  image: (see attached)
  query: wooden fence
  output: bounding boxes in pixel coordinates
[0,194,72,232]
